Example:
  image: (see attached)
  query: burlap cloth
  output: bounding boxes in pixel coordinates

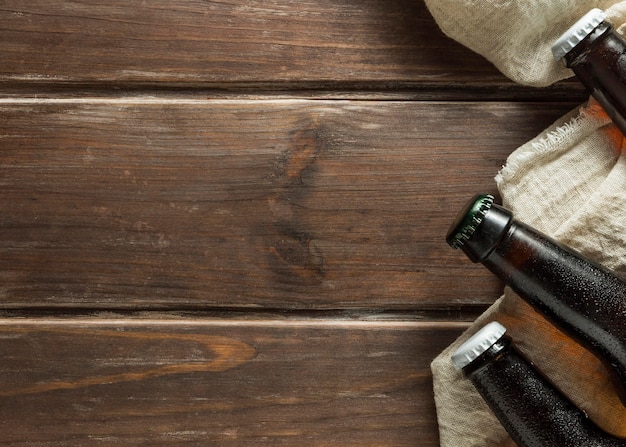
[424,1,626,445]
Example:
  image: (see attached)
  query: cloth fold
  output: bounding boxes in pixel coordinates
[424,0,626,444]
[425,0,626,87]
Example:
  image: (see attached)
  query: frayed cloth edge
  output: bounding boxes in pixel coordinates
[495,102,609,187]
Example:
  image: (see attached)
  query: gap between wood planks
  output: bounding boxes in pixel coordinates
[0,306,491,323]
[0,316,472,328]
[0,81,587,103]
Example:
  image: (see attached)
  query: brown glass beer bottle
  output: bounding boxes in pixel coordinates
[452,321,626,447]
[446,193,626,404]
[552,8,626,136]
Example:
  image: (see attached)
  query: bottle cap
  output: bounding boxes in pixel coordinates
[446,194,494,250]
[446,194,513,262]
[551,8,607,60]
[451,321,507,370]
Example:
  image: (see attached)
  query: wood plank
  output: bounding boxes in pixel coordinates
[0,99,577,309]
[0,0,540,91]
[0,318,466,446]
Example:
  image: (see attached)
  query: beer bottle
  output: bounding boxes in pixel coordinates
[552,8,626,136]
[452,321,626,447]
[446,193,626,404]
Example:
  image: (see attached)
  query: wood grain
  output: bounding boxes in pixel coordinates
[0,99,577,309]
[0,1,588,443]
[0,0,569,95]
[0,319,466,446]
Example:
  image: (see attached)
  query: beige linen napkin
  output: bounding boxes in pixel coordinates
[424,0,626,445]
[425,0,626,87]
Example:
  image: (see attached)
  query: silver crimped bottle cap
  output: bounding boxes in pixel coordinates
[552,8,607,60]
[451,322,507,369]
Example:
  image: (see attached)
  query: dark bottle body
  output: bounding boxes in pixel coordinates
[485,217,626,396]
[447,194,626,404]
[459,327,626,447]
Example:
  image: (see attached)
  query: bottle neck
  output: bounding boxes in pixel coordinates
[461,335,510,377]
[563,21,626,136]
[564,21,613,67]
[465,337,624,447]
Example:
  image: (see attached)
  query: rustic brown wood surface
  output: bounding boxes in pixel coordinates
[0,319,465,446]
[0,0,524,86]
[0,100,576,310]
[0,0,582,445]
[0,0,584,99]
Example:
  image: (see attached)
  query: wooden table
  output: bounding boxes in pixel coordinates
[0,1,584,445]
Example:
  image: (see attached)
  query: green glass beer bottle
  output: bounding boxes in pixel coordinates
[453,321,626,447]
[446,193,626,405]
